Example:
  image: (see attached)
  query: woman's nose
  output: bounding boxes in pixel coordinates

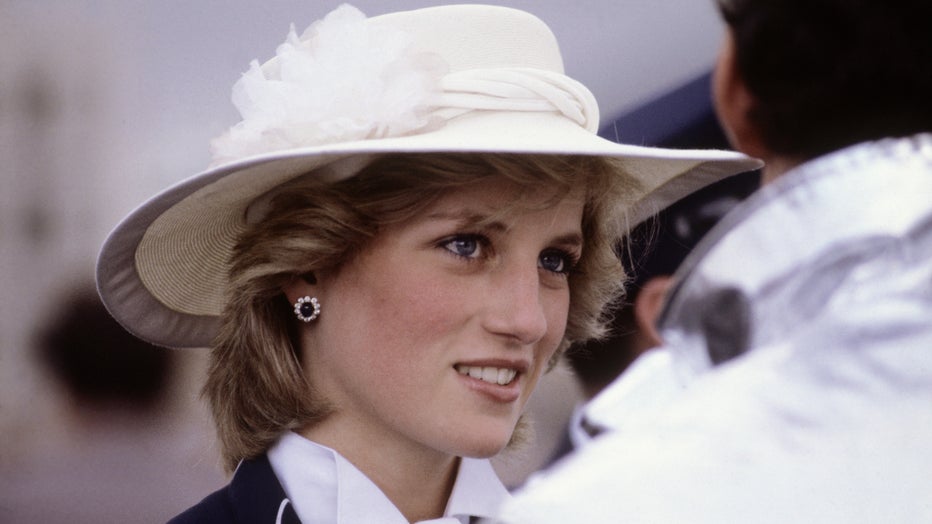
[484,263,549,345]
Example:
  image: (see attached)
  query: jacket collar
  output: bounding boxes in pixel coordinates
[229,455,302,524]
[658,133,932,376]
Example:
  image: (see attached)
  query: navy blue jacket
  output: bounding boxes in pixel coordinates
[169,454,300,523]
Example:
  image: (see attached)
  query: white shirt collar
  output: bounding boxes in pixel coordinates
[268,431,510,524]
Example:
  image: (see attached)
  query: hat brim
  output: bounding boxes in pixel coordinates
[97,110,760,348]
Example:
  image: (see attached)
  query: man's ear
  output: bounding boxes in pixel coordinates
[633,276,673,349]
[712,29,767,161]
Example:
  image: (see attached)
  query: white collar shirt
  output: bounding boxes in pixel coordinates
[268,431,510,524]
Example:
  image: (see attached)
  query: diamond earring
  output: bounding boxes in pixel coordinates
[294,296,321,322]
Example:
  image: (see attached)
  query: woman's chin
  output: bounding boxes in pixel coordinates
[457,443,507,459]
[445,429,515,459]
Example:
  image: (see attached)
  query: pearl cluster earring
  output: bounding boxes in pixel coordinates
[293,296,321,322]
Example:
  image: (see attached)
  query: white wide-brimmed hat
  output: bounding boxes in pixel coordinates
[97,4,761,349]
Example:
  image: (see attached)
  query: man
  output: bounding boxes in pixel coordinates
[498,0,932,521]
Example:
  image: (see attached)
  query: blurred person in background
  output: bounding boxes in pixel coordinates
[498,0,932,521]
[0,284,223,523]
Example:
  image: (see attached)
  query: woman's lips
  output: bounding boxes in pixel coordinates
[453,361,526,403]
[454,364,517,385]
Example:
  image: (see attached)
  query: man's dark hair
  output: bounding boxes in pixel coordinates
[717,0,932,159]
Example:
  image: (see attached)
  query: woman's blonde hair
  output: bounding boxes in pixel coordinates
[205,153,640,471]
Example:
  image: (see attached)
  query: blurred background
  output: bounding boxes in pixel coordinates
[0,1,735,521]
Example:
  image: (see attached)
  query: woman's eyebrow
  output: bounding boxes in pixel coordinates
[551,232,584,249]
[425,210,507,231]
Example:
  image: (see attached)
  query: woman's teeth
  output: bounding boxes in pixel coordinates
[456,365,517,385]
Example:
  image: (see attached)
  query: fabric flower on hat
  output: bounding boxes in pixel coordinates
[210,4,448,166]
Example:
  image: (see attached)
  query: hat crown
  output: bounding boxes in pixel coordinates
[210,4,591,168]
[369,5,565,74]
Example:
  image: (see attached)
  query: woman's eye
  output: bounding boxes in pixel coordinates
[442,235,483,259]
[539,250,576,274]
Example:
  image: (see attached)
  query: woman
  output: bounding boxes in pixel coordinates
[96,4,758,523]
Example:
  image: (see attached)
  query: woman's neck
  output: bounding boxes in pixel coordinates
[301,416,460,522]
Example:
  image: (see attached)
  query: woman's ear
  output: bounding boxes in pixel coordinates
[283,272,324,323]
[712,29,768,161]
[282,273,318,306]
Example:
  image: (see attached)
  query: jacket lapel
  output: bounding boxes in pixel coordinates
[229,454,302,523]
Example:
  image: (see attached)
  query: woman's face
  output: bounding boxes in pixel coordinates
[297,176,585,459]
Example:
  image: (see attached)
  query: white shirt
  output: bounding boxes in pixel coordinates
[269,432,510,524]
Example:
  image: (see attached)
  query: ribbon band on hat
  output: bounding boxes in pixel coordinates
[435,68,599,132]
